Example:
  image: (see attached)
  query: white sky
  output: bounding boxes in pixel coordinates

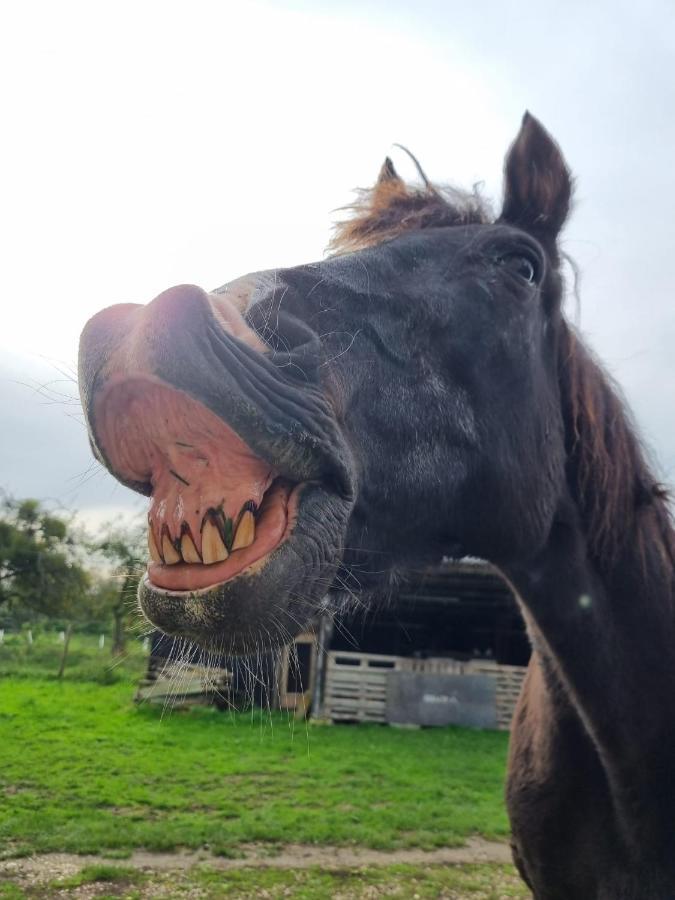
[1,0,674,526]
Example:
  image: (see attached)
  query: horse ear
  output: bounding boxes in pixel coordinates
[500,112,572,243]
[377,156,403,187]
[368,155,407,210]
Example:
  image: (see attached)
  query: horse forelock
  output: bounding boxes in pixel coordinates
[328,175,492,255]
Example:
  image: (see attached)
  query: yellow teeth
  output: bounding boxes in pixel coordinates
[149,500,259,566]
[232,510,256,551]
[180,531,202,564]
[148,526,162,564]
[201,518,229,565]
[161,532,181,565]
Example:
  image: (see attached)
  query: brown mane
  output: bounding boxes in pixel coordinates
[329,166,491,255]
[558,324,675,579]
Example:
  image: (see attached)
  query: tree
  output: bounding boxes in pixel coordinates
[0,497,90,617]
[0,496,91,675]
[95,522,146,656]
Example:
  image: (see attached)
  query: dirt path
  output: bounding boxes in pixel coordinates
[0,837,512,882]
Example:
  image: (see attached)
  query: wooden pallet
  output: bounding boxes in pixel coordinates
[400,657,466,675]
[323,651,405,722]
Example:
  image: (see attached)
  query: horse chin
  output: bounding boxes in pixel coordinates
[137,482,349,654]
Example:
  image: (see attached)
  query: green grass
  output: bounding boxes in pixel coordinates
[0,633,512,862]
[0,632,146,684]
[0,885,26,900]
[189,862,530,898]
[50,863,143,889]
[1,863,530,898]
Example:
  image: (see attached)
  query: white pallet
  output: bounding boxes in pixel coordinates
[323,651,406,723]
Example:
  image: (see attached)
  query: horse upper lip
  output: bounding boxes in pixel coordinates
[79,286,354,502]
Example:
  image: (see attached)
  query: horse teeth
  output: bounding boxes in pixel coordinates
[232,509,256,551]
[161,531,181,565]
[148,525,162,564]
[180,530,202,564]
[201,517,229,564]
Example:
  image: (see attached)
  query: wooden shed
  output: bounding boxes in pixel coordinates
[137,560,529,729]
[312,560,529,729]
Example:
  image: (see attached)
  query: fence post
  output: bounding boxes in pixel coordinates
[57,623,73,678]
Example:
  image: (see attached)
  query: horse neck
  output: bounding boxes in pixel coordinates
[504,495,675,852]
[503,324,675,848]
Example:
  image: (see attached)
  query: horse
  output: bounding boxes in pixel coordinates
[78,113,675,898]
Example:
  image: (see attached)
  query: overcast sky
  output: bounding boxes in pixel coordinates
[1,0,674,530]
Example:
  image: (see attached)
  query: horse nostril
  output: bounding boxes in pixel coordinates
[147,284,211,328]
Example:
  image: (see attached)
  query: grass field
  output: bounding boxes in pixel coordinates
[1,863,529,899]
[0,634,527,898]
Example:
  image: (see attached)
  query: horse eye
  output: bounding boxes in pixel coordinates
[498,254,539,285]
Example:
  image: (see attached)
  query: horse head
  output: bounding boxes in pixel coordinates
[79,113,573,652]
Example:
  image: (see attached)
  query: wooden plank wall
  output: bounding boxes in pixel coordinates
[322,650,526,729]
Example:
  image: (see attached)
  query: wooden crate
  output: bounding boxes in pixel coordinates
[323,651,406,722]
